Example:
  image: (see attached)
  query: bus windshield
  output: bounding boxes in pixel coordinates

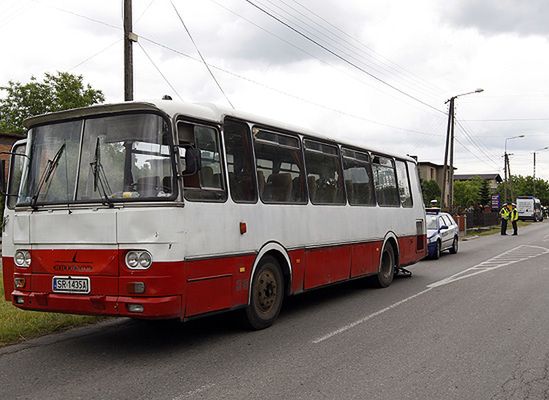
[18,113,175,206]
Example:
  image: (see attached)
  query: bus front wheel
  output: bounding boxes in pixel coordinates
[244,256,284,330]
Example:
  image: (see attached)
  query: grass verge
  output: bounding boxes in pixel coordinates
[466,220,532,237]
[0,272,102,347]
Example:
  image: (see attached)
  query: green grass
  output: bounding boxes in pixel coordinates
[0,272,101,347]
[466,220,532,237]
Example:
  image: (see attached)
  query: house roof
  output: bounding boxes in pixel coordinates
[453,173,503,182]
[417,161,456,169]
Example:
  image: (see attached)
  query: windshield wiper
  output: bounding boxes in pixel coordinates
[30,143,66,209]
[91,137,114,208]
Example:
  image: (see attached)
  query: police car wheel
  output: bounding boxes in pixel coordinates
[449,237,458,254]
[433,240,441,260]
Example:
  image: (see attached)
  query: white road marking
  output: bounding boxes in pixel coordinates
[172,384,216,400]
[312,245,549,344]
[428,245,549,288]
[312,288,432,344]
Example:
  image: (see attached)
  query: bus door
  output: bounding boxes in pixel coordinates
[2,139,27,301]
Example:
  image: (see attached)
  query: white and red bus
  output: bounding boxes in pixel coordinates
[2,100,426,329]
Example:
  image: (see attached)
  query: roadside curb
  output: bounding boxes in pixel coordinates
[462,235,479,241]
[0,318,130,356]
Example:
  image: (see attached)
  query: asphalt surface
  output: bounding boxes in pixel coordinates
[2,222,549,400]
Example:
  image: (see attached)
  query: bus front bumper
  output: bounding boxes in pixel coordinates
[11,290,182,319]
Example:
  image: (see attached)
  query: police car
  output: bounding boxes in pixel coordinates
[426,208,459,259]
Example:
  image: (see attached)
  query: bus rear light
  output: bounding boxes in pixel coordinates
[14,277,26,289]
[128,282,145,294]
[127,304,144,313]
[125,251,153,270]
[14,250,31,268]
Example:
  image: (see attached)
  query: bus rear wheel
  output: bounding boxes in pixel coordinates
[244,256,284,330]
[374,244,395,288]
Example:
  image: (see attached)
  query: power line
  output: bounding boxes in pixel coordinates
[208,0,444,116]
[461,118,549,122]
[137,41,184,101]
[268,0,444,101]
[137,35,441,137]
[243,0,446,116]
[33,2,450,142]
[69,39,122,71]
[291,0,449,95]
[170,0,235,109]
[30,0,121,31]
[454,121,501,169]
[135,0,155,25]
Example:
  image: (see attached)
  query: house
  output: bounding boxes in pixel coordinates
[453,173,502,191]
[0,132,26,180]
[417,161,456,205]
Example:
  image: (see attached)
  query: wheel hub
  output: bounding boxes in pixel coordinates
[256,270,277,312]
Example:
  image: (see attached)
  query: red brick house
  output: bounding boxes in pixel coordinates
[0,132,26,180]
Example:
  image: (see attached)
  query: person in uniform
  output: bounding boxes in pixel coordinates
[510,203,519,235]
[499,203,510,235]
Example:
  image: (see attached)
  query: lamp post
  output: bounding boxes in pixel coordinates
[533,146,549,196]
[503,134,525,203]
[441,88,484,209]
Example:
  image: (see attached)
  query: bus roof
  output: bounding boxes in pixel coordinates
[23,99,416,163]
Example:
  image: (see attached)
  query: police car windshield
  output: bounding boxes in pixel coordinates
[426,214,438,230]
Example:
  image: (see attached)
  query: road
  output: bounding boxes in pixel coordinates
[2,222,549,400]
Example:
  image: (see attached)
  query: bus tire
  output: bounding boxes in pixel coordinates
[244,256,284,330]
[374,243,395,288]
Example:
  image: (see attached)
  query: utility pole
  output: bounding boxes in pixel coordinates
[503,152,508,203]
[507,155,514,201]
[441,98,454,209]
[124,0,136,101]
[533,151,536,196]
[440,88,483,210]
[504,135,525,203]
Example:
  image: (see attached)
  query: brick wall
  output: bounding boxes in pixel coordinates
[0,134,25,182]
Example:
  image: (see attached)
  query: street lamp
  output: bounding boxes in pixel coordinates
[533,145,549,196]
[503,134,525,203]
[441,88,484,209]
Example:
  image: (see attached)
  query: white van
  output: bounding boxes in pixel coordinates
[516,196,544,222]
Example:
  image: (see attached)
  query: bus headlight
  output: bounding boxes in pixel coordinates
[125,251,153,270]
[14,250,31,268]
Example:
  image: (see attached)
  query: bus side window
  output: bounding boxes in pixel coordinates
[395,159,413,208]
[223,119,257,203]
[178,121,227,202]
[341,148,375,206]
[372,155,400,207]
[304,140,345,205]
[253,128,306,204]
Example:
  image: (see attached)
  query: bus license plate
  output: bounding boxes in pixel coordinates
[52,276,90,294]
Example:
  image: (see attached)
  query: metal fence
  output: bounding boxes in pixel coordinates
[464,210,499,229]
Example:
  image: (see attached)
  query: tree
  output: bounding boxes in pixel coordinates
[453,177,483,209]
[479,178,491,206]
[421,179,441,205]
[0,72,104,134]
[496,175,549,205]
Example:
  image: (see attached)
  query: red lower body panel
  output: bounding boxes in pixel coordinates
[11,290,181,319]
[2,234,424,320]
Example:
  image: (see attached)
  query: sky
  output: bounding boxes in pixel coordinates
[1,0,549,179]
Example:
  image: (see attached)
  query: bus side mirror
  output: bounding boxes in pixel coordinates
[0,160,6,196]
